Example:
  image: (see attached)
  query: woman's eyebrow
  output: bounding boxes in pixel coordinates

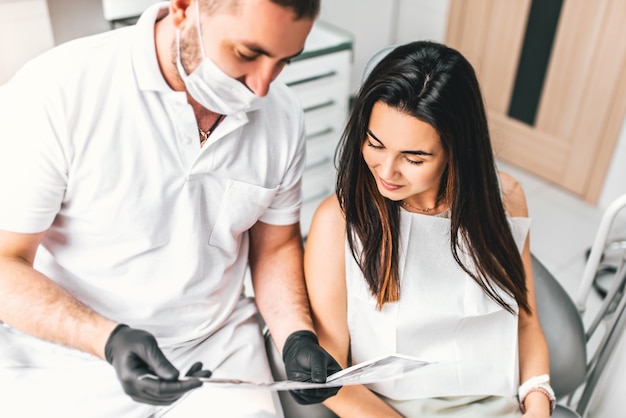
[403,149,433,156]
[366,129,383,143]
[366,129,433,156]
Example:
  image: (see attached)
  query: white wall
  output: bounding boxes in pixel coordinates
[46,0,161,44]
[320,0,450,95]
[319,0,398,94]
[394,0,450,44]
[0,0,55,85]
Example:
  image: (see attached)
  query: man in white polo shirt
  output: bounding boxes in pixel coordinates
[0,0,341,416]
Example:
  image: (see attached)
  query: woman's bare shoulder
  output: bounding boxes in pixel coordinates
[498,171,529,217]
[313,194,346,226]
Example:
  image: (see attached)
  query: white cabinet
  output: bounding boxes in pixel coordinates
[277,22,353,237]
[101,0,160,27]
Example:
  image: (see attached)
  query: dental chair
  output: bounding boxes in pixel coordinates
[569,194,626,416]
[520,248,626,418]
[532,255,586,418]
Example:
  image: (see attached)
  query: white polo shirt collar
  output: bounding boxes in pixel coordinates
[132,2,171,93]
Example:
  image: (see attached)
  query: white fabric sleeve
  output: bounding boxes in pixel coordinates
[257,104,306,226]
[0,61,68,233]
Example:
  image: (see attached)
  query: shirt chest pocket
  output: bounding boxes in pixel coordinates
[208,179,278,253]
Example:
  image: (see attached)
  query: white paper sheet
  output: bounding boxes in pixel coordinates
[140,354,432,391]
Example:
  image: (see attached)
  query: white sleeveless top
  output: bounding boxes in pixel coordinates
[345,209,531,400]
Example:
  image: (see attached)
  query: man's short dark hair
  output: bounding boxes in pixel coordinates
[205,0,320,19]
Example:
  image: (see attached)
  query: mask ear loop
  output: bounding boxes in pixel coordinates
[194,0,208,59]
[175,29,188,77]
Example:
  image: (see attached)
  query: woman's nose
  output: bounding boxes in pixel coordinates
[378,155,399,179]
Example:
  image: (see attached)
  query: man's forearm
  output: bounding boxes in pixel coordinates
[0,256,117,359]
[252,252,314,351]
[249,224,314,352]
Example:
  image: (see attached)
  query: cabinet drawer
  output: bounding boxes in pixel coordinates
[302,86,347,137]
[303,163,335,204]
[279,50,351,89]
[303,105,343,169]
[306,142,334,173]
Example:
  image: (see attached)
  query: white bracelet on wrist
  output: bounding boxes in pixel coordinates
[518,374,550,400]
[518,374,556,415]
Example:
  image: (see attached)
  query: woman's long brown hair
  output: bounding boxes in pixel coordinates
[335,41,530,314]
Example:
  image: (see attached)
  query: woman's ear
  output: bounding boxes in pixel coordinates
[169,0,193,27]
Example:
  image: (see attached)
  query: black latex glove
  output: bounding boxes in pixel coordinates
[282,330,343,405]
[105,324,211,405]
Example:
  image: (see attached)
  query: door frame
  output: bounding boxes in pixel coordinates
[446,0,626,203]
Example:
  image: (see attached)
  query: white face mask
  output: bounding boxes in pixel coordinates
[175,2,257,115]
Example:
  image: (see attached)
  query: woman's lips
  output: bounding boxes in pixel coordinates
[379,178,402,191]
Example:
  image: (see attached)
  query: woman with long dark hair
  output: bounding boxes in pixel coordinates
[305,41,552,417]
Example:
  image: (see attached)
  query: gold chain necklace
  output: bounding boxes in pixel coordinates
[401,200,440,213]
[199,114,225,147]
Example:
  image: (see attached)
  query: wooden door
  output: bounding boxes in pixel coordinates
[446,0,626,203]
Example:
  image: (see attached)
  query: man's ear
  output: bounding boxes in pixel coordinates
[169,0,193,27]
